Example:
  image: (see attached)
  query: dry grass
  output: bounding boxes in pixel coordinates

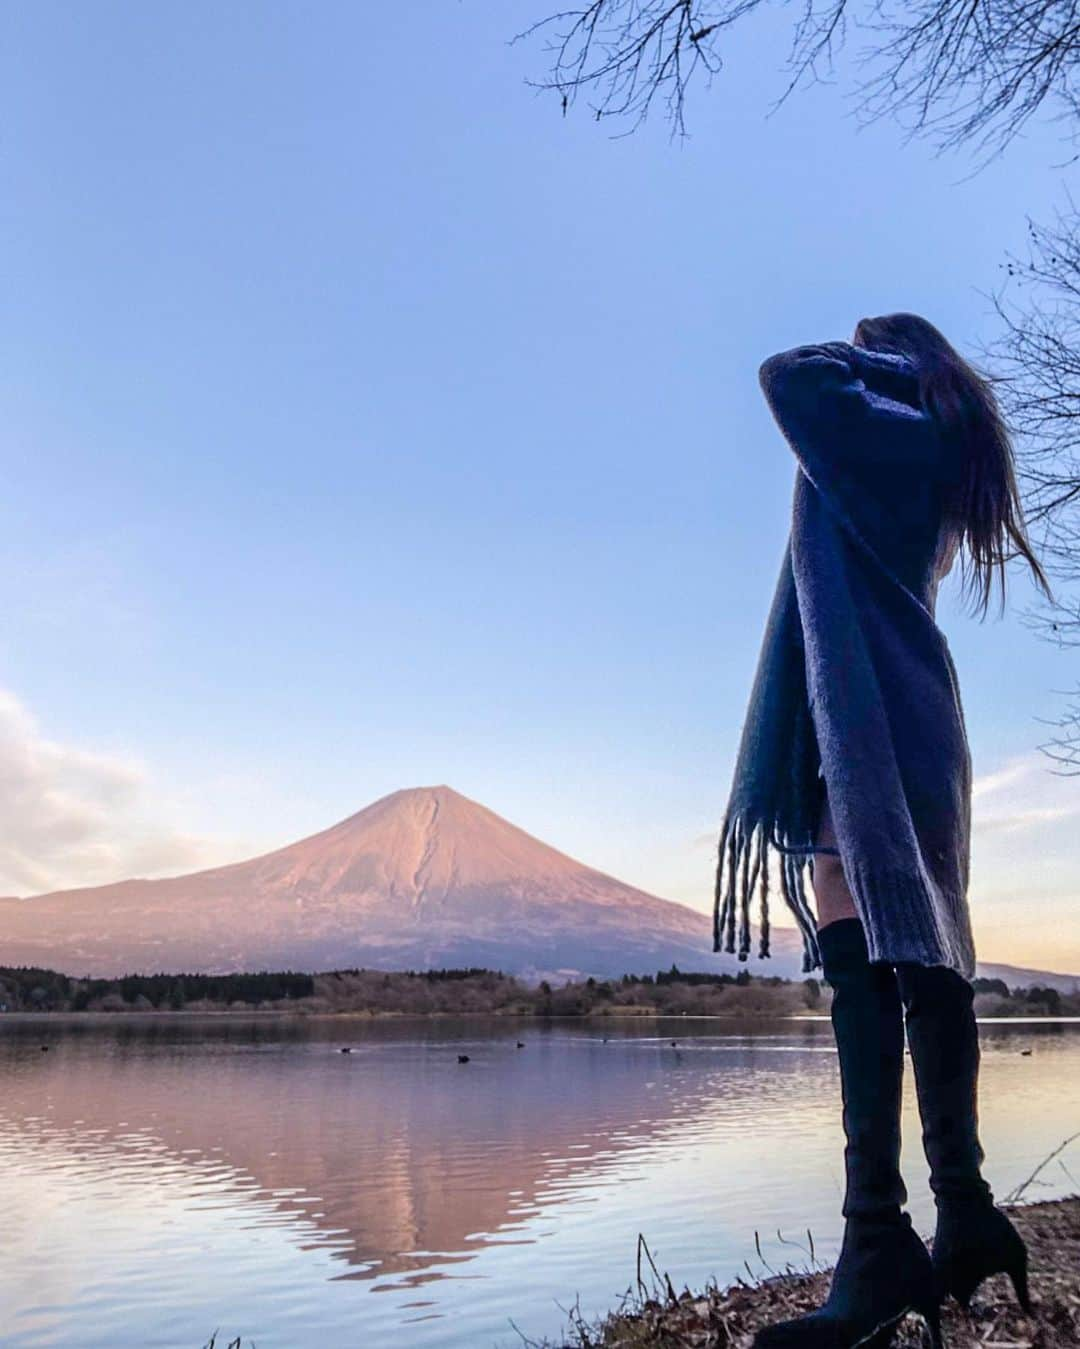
[535,1197,1080,1348]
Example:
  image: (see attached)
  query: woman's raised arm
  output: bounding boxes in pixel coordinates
[757,341,938,486]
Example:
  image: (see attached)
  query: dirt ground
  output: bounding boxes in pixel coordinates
[556,1197,1080,1348]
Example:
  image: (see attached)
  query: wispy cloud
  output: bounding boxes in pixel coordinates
[972,752,1080,836]
[967,748,1080,969]
[972,757,1031,802]
[0,689,247,896]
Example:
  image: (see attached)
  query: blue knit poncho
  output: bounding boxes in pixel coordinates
[714,340,976,982]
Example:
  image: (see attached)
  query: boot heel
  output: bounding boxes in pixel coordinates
[916,1299,944,1349]
[1008,1250,1032,1314]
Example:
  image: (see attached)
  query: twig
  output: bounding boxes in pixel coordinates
[1003,1130,1080,1203]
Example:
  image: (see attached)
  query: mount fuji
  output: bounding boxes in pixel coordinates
[2,785,1076,989]
[0,785,766,979]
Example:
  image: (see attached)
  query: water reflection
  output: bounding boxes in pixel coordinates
[0,1016,1076,1349]
[0,1017,834,1283]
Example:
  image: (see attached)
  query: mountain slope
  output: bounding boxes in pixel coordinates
[1,785,1075,988]
[0,786,778,978]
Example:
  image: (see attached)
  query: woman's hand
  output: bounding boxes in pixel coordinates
[815,340,859,363]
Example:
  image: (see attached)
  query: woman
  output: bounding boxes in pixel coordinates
[713,313,1050,1348]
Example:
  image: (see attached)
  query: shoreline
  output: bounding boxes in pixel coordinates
[5,1007,1080,1022]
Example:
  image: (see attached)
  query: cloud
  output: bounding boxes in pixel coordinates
[972,751,1080,836]
[972,759,1030,802]
[966,750,1080,969]
[0,690,246,896]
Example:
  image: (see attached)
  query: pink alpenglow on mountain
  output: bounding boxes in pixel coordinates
[0,786,791,980]
[3,785,1070,987]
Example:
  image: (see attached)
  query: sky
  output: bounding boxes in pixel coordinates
[2,2,1079,972]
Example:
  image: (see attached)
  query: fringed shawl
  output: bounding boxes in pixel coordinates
[714,341,976,981]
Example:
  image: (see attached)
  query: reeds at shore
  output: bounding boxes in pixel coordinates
[533,1195,1080,1348]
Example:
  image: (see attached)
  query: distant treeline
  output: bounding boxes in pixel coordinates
[0,967,314,1012]
[296,965,1080,1017]
[971,976,1073,1015]
[0,962,1074,1016]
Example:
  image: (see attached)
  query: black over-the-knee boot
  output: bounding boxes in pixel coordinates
[894,961,1032,1314]
[753,919,942,1348]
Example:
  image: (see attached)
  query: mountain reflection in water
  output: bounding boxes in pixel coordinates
[0,1015,1077,1349]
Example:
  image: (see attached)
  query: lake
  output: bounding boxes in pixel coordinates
[0,1014,1078,1348]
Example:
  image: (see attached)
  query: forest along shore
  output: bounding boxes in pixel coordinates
[549,1196,1080,1348]
[1,965,1077,1017]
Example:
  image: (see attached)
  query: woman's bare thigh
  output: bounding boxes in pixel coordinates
[813,794,859,929]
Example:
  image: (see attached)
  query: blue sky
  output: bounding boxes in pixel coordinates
[2,2,1078,971]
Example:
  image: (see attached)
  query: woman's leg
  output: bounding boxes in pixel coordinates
[812,799,906,1227]
[753,905,940,1344]
[808,787,1030,1311]
[893,961,1032,1312]
[754,791,943,1345]
[812,794,859,928]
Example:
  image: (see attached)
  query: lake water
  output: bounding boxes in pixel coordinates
[0,1014,1078,1349]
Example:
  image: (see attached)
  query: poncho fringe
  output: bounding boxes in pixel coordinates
[713,810,821,974]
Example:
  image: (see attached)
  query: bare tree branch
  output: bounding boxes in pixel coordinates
[512,1,1080,772]
[513,1,848,139]
[982,194,1080,768]
[514,0,1080,156]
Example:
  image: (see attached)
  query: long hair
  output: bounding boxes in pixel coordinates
[853,311,1051,619]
